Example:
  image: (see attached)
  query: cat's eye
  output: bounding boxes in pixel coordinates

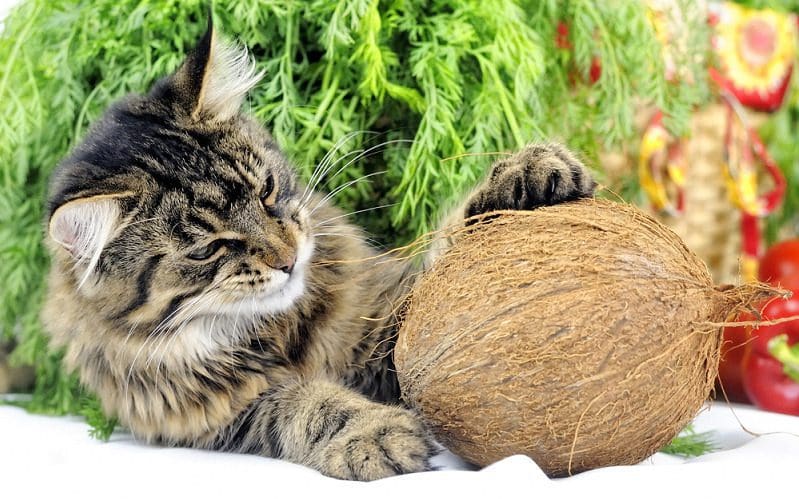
[186,239,225,261]
[260,174,277,208]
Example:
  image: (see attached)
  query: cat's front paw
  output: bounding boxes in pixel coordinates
[313,405,436,481]
[466,143,596,219]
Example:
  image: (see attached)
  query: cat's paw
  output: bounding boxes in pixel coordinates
[313,404,437,481]
[465,143,596,219]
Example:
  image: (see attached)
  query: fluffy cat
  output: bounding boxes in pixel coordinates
[42,23,596,480]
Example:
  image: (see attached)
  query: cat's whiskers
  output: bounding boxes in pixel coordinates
[304,138,413,212]
[327,138,411,177]
[144,285,232,367]
[300,130,368,206]
[312,232,382,248]
[301,131,360,199]
[229,295,246,354]
[312,203,397,229]
[302,130,388,198]
[152,296,219,395]
[147,291,211,340]
[161,318,222,396]
[152,291,260,391]
[143,288,248,408]
[313,232,372,242]
[123,327,163,424]
[120,315,145,357]
[300,144,369,208]
[300,137,412,212]
[309,170,387,217]
[144,320,179,370]
[301,131,367,206]
[124,287,220,415]
[250,296,267,354]
[151,316,192,395]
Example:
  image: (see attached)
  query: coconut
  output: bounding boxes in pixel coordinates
[395,198,775,477]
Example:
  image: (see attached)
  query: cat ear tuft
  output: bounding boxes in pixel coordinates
[174,19,264,121]
[49,196,121,288]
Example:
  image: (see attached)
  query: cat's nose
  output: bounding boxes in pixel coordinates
[278,256,296,274]
[269,253,296,274]
[250,243,297,274]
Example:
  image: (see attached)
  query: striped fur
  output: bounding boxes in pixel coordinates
[42,23,595,480]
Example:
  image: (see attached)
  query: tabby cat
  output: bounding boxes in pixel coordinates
[43,24,595,480]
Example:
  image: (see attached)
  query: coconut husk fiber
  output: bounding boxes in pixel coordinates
[395,198,779,477]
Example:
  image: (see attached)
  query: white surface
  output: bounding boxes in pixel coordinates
[2,403,798,498]
[0,0,17,25]
[0,0,798,495]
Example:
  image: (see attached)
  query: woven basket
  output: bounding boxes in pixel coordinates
[664,103,742,285]
[600,103,746,285]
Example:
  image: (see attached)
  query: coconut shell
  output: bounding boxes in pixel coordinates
[395,199,772,477]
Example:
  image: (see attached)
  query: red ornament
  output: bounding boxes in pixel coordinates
[555,21,600,85]
[709,2,797,112]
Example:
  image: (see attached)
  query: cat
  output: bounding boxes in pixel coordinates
[42,23,596,481]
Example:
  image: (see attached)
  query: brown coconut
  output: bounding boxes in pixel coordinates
[395,198,775,477]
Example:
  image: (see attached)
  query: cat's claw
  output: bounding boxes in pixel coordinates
[466,143,596,219]
[312,405,437,481]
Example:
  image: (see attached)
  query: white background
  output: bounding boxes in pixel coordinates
[1,1,798,497]
[0,0,14,26]
[2,403,799,499]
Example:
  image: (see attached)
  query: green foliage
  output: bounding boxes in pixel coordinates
[80,395,119,441]
[660,425,717,458]
[735,0,799,10]
[768,334,799,382]
[0,0,711,431]
[762,79,799,244]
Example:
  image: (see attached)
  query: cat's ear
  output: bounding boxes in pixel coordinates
[171,18,263,121]
[48,195,124,286]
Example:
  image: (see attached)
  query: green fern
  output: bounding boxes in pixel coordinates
[0,0,731,435]
[660,425,717,457]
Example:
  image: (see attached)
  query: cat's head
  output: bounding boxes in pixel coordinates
[46,22,316,329]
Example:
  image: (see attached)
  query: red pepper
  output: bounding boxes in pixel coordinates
[717,317,753,403]
[759,239,799,289]
[742,290,799,415]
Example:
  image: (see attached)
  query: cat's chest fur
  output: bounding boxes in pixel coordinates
[48,247,405,444]
[65,319,273,443]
